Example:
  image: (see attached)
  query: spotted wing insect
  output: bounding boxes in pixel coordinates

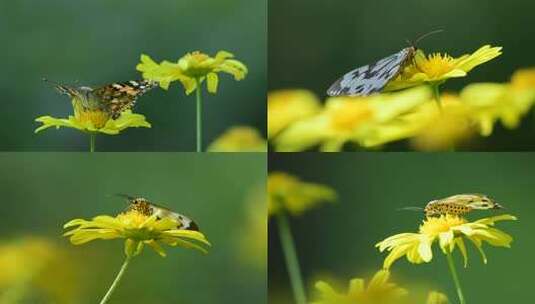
[422,193,503,218]
[327,30,443,97]
[327,47,416,97]
[44,79,157,119]
[118,194,199,231]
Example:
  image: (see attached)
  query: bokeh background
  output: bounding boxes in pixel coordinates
[269,153,529,303]
[269,0,535,150]
[0,153,266,303]
[0,0,266,151]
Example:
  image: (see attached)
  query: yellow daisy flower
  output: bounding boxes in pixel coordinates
[376,214,516,269]
[268,89,322,139]
[311,270,408,304]
[460,82,535,136]
[426,291,449,304]
[137,50,248,94]
[35,109,150,135]
[386,45,502,91]
[268,172,336,216]
[0,237,80,304]
[64,210,211,257]
[402,94,476,151]
[207,126,267,152]
[274,86,431,152]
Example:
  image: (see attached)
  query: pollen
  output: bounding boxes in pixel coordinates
[417,53,456,78]
[419,215,467,236]
[329,101,374,132]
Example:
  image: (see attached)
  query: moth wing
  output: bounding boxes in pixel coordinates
[93,80,157,119]
[327,48,413,97]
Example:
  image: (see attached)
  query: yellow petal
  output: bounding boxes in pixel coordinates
[207,72,219,93]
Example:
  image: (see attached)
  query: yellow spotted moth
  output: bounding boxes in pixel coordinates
[117,194,199,231]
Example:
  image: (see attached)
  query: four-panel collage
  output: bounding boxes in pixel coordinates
[2,0,535,303]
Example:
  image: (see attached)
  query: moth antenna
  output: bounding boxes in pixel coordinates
[397,207,425,212]
[414,29,444,47]
[113,193,137,201]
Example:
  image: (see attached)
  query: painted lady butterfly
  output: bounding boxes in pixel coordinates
[45,79,157,119]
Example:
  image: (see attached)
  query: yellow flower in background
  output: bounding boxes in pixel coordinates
[137,51,247,94]
[0,237,80,304]
[268,172,336,216]
[511,67,535,89]
[311,270,408,304]
[237,184,267,269]
[274,86,431,152]
[64,210,211,257]
[268,89,322,139]
[386,45,502,91]
[376,214,516,269]
[426,291,449,304]
[207,126,267,152]
[35,109,151,135]
[461,82,535,136]
[405,94,476,151]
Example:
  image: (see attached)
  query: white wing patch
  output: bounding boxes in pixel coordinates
[327,48,414,97]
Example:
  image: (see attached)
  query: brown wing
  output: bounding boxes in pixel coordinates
[93,80,157,119]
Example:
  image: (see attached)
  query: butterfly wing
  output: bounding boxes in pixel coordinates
[327,48,414,97]
[92,80,157,119]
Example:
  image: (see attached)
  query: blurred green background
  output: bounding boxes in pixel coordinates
[268,0,535,150]
[0,153,266,303]
[269,153,529,303]
[0,0,266,151]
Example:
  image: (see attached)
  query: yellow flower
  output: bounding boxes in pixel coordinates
[137,51,247,95]
[237,185,267,269]
[386,45,502,91]
[0,237,80,304]
[35,104,151,135]
[511,67,535,89]
[311,270,408,304]
[274,86,431,152]
[268,172,336,216]
[268,89,322,139]
[404,94,476,151]
[64,210,211,257]
[207,126,267,152]
[426,291,449,304]
[376,214,516,269]
[460,82,535,136]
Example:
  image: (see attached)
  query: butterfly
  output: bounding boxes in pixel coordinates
[44,79,157,119]
[327,30,442,97]
[401,193,503,218]
[116,194,199,231]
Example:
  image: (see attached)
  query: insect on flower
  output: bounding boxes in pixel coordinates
[43,78,157,119]
[117,194,199,231]
[327,30,443,97]
[403,193,504,218]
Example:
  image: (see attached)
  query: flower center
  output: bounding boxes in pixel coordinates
[419,215,467,236]
[417,53,456,78]
[329,101,374,132]
[179,51,214,77]
[77,110,110,129]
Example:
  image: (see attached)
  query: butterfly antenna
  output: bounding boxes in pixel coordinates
[414,29,444,46]
[42,77,73,95]
[113,193,136,201]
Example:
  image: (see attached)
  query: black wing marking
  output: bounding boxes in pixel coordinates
[93,80,157,119]
[327,48,414,97]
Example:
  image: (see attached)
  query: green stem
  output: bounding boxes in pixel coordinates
[446,252,466,304]
[99,255,132,304]
[90,133,96,152]
[431,83,443,113]
[277,212,307,304]
[195,78,203,152]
